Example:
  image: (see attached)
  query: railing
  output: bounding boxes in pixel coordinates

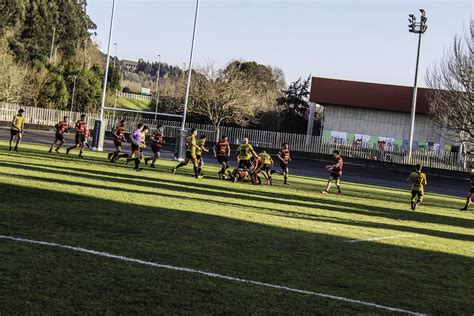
[117,92,152,100]
[1,102,471,171]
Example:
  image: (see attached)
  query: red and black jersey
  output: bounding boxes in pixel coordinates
[279,149,290,163]
[333,156,343,174]
[114,126,125,141]
[75,120,87,134]
[151,131,164,147]
[215,140,229,156]
[55,121,69,135]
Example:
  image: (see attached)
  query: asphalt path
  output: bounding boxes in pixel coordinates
[0,128,469,198]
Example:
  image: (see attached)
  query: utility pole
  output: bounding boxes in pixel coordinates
[407,9,428,162]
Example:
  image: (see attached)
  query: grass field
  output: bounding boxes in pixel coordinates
[113,97,152,111]
[0,141,473,314]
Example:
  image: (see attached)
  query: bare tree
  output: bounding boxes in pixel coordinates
[191,64,260,140]
[425,26,473,149]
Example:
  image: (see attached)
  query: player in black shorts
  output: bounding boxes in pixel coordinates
[213,136,231,179]
[49,116,69,153]
[460,165,474,211]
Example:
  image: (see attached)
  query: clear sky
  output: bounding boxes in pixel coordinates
[87,0,472,87]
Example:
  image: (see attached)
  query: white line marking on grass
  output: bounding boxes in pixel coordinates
[0,235,425,315]
[344,234,419,243]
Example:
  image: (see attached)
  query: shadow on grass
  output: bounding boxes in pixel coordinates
[0,182,473,314]
[0,155,472,232]
[1,161,473,243]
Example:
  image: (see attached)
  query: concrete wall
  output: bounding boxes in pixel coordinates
[323,105,446,145]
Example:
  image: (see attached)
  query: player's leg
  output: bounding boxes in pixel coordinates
[335,177,342,194]
[14,132,22,151]
[67,135,80,154]
[283,165,289,184]
[321,177,333,194]
[192,156,201,178]
[49,138,58,153]
[78,136,86,157]
[9,131,16,150]
[410,191,417,210]
[460,192,472,211]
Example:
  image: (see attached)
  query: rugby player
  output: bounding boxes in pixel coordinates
[126,123,145,171]
[277,143,291,184]
[321,150,343,195]
[236,138,258,182]
[460,165,473,211]
[49,116,69,153]
[406,164,427,211]
[255,151,274,185]
[213,135,231,179]
[66,114,88,157]
[172,128,202,178]
[108,120,126,162]
[145,125,164,168]
[196,135,208,176]
[9,109,25,152]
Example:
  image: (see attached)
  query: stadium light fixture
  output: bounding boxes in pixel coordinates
[407,9,428,162]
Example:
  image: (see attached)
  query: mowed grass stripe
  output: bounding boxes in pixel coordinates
[1,141,473,314]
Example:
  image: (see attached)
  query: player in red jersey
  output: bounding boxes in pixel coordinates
[145,125,164,168]
[66,114,88,157]
[108,120,127,162]
[213,135,231,179]
[49,116,69,153]
[278,143,291,184]
[321,150,343,195]
[460,165,474,211]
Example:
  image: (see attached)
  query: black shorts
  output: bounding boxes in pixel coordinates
[216,155,228,164]
[259,164,271,172]
[470,187,474,194]
[131,143,139,152]
[239,160,252,170]
[186,151,197,160]
[196,155,202,161]
[75,133,86,144]
[411,190,424,198]
[151,145,161,154]
[55,133,64,142]
[280,162,289,170]
[10,129,20,136]
[330,172,342,179]
[113,139,122,147]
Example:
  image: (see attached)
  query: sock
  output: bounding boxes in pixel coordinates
[134,158,140,169]
[194,166,199,177]
[198,168,202,175]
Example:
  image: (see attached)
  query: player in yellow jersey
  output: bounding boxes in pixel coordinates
[406,164,427,211]
[236,138,258,182]
[254,151,274,185]
[196,135,209,177]
[9,109,25,152]
[172,128,202,178]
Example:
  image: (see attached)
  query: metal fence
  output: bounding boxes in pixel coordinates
[1,102,471,171]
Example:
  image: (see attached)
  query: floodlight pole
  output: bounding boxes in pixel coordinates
[69,75,78,116]
[99,0,117,122]
[180,0,200,131]
[154,54,161,120]
[49,27,56,62]
[113,43,118,67]
[407,9,427,163]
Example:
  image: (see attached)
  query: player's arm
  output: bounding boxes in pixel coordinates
[20,118,25,132]
[213,145,217,157]
[227,144,231,156]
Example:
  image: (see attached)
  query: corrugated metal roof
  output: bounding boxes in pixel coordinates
[310,77,432,114]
